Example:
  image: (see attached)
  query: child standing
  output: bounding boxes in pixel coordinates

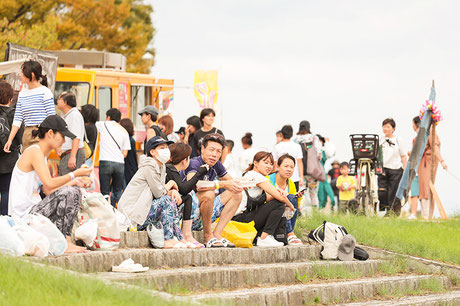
[336,162,357,213]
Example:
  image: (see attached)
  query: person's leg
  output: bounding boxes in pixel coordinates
[98,161,112,197]
[29,186,87,253]
[196,190,216,243]
[377,172,389,209]
[213,190,241,240]
[58,153,72,176]
[0,173,12,215]
[286,194,299,235]
[111,162,125,207]
[387,168,403,207]
[250,200,285,238]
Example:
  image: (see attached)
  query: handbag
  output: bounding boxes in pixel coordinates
[244,190,267,212]
[83,129,92,160]
[301,140,326,182]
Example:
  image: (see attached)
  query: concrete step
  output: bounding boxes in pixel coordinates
[343,290,460,305]
[119,230,206,248]
[190,275,451,305]
[97,260,383,292]
[38,245,321,273]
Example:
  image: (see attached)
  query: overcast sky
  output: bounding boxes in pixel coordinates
[148,0,460,216]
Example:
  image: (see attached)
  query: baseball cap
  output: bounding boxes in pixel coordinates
[337,234,356,261]
[175,127,185,135]
[138,105,159,116]
[145,136,173,154]
[38,115,76,139]
[299,120,310,130]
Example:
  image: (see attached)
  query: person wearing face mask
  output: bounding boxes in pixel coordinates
[118,136,190,249]
[232,151,295,247]
[166,142,209,248]
[267,154,304,245]
[378,118,407,213]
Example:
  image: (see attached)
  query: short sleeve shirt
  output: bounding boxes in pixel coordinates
[273,141,303,182]
[61,107,85,151]
[235,170,268,215]
[336,175,357,201]
[184,156,227,181]
[381,135,406,170]
[96,121,131,163]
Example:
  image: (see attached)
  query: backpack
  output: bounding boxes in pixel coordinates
[76,191,120,250]
[0,110,11,151]
[311,221,348,259]
[300,139,326,182]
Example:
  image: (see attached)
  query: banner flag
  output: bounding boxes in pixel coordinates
[194,70,218,109]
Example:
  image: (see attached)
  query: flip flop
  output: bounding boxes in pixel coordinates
[220,238,235,248]
[206,237,224,248]
[185,242,198,249]
[193,241,205,248]
[112,258,149,273]
[287,235,303,245]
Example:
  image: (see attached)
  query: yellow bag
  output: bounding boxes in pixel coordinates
[83,141,92,160]
[213,218,257,248]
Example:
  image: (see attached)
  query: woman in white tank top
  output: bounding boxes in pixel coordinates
[8,115,92,253]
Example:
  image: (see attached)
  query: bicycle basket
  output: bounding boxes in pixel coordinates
[350,134,379,159]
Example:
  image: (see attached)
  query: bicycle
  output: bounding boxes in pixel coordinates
[349,134,382,215]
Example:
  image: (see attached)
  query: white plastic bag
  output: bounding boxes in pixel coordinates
[12,216,50,258]
[25,214,68,256]
[75,218,98,247]
[114,209,132,232]
[0,216,25,257]
[147,222,164,248]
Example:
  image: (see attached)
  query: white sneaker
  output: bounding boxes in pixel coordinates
[257,235,284,247]
[408,214,417,220]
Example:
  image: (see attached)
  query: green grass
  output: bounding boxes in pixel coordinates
[0,255,183,305]
[376,278,446,298]
[295,213,460,265]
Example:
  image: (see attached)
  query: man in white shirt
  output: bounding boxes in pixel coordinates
[273,125,304,190]
[57,92,86,175]
[96,108,131,207]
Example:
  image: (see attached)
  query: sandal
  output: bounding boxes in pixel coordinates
[205,237,224,248]
[220,238,235,248]
[193,241,205,248]
[287,235,303,245]
[185,242,198,249]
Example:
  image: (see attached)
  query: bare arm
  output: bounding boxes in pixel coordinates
[259,181,294,210]
[146,128,156,142]
[4,125,20,153]
[401,155,407,169]
[297,158,304,186]
[122,150,128,158]
[68,138,80,169]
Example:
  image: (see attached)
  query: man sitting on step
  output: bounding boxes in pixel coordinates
[184,133,243,248]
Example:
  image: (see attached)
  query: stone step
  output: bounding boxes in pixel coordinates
[119,231,206,248]
[97,260,383,292]
[38,245,321,273]
[343,290,460,305]
[190,275,451,305]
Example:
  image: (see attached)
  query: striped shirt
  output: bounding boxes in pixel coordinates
[13,86,56,127]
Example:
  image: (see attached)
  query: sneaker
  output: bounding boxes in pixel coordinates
[407,214,417,220]
[257,235,284,247]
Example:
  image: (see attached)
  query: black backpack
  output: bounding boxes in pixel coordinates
[0,110,12,152]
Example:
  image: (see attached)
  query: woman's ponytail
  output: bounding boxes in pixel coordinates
[40,75,48,87]
[31,129,40,139]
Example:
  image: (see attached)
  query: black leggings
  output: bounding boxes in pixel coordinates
[181,194,192,221]
[232,199,285,236]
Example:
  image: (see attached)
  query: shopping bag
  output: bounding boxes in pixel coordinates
[25,214,67,256]
[15,215,51,258]
[0,216,25,257]
[213,218,257,248]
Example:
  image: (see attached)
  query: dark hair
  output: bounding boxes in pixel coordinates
[277,153,296,166]
[81,104,99,124]
[226,139,234,152]
[144,112,158,122]
[339,162,349,169]
[120,118,134,137]
[245,151,274,173]
[186,115,202,131]
[200,108,216,124]
[202,133,226,149]
[158,115,174,136]
[21,60,47,87]
[106,108,121,122]
[169,142,192,165]
[281,125,293,139]
[382,118,396,129]
[316,134,325,145]
[297,120,311,135]
[241,132,253,146]
[59,91,77,108]
[0,81,14,105]
[31,127,58,139]
[413,116,421,127]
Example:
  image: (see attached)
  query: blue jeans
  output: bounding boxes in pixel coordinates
[99,160,125,207]
[0,173,12,215]
[285,194,299,234]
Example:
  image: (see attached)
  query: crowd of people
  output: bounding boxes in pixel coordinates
[0,60,448,253]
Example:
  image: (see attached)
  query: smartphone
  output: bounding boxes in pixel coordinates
[296,188,307,198]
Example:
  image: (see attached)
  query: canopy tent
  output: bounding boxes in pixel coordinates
[0,59,26,76]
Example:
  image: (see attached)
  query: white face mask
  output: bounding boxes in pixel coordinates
[156,148,171,164]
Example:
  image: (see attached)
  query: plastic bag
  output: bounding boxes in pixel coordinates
[0,216,25,257]
[147,222,164,248]
[25,214,68,256]
[212,218,257,248]
[114,209,132,232]
[75,218,98,247]
[12,216,50,258]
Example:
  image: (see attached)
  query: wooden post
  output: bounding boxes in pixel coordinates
[429,180,448,219]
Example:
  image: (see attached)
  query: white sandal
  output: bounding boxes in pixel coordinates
[112,258,149,273]
[287,235,303,245]
[206,237,224,248]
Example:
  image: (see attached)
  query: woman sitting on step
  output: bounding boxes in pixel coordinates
[166,142,209,248]
[118,136,191,249]
[8,115,92,253]
[232,151,295,247]
[267,154,305,245]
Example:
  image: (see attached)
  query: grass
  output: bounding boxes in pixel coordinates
[0,255,183,306]
[295,213,460,265]
[376,278,446,298]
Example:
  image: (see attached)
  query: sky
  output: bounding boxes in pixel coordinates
[148,0,460,216]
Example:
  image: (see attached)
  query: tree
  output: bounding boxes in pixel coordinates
[0,0,155,73]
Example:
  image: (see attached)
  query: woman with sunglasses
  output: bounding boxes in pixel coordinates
[232,151,295,247]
